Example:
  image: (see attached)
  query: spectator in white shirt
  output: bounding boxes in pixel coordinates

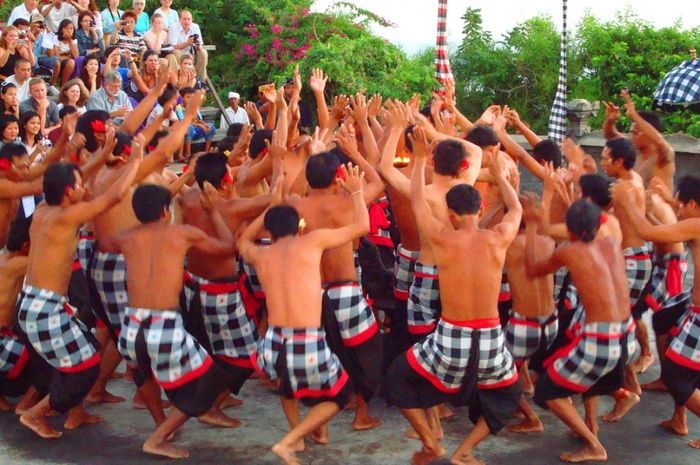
[220,91,249,131]
[168,10,207,80]
[153,0,178,31]
[2,59,33,102]
[7,0,40,27]
[41,0,78,34]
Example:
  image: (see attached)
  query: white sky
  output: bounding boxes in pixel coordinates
[312,0,694,54]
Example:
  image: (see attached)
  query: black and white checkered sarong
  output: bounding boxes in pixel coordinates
[638,252,689,313]
[17,285,100,372]
[547,0,568,142]
[182,271,259,367]
[506,310,558,365]
[393,244,420,301]
[90,251,128,334]
[653,58,700,105]
[407,262,440,335]
[666,304,700,371]
[76,229,95,273]
[119,307,213,389]
[321,282,378,347]
[254,326,349,399]
[408,318,518,392]
[623,244,653,310]
[0,329,29,379]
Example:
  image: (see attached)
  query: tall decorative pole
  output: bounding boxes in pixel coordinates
[548,0,568,141]
[435,0,454,88]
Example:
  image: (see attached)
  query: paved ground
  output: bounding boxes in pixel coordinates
[0,340,698,465]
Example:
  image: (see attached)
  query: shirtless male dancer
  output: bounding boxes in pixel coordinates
[239,164,369,465]
[16,151,141,439]
[613,175,700,450]
[102,177,235,458]
[525,199,637,463]
[289,126,384,432]
[383,133,522,465]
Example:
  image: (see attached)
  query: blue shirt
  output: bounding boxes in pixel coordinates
[86,87,133,125]
[135,12,150,35]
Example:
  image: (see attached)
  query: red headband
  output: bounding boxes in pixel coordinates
[90,119,106,133]
[0,159,11,172]
[121,144,132,156]
[335,165,345,181]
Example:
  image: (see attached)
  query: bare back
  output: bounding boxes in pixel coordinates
[386,181,420,251]
[0,254,28,326]
[558,238,630,323]
[612,174,646,249]
[0,198,18,248]
[419,180,463,265]
[506,233,555,317]
[634,147,675,191]
[93,164,140,249]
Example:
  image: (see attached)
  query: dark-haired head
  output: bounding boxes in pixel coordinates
[77,110,110,152]
[157,85,177,107]
[132,184,171,224]
[147,130,168,153]
[249,129,272,159]
[217,136,237,154]
[194,152,230,189]
[112,131,133,161]
[0,142,28,162]
[0,114,19,142]
[43,163,81,205]
[446,184,482,216]
[226,123,244,141]
[533,139,563,168]
[264,205,300,240]
[466,126,498,149]
[59,105,78,120]
[677,175,700,210]
[637,111,663,133]
[433,140,466,176]
[6,217,30,254]
[306,151,341,189]
[566,199,602,243]
[603,138,636,174]
[579,174,613,210]
[57,19,75,41]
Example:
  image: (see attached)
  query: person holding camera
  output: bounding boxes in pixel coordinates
[168,10,207,81]
[110,10,147,67]
[143,13,178,70]
[77,11,105,57]
[0,27,36,81]
[41,0,78,34]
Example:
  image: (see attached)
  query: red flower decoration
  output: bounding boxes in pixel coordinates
[599,213,608,226]
[182,165,189,173]
[121,144,132,156]
[0,158,11,171]
[335,165,345,181]
[257,147,269,159]
[459,159,470,171]
[222,172,234,185]
[90,119,106,133]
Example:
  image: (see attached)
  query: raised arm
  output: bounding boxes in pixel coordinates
[491,151,522,244]
[377,101,411,196]
[350,93,381,167]
[409,129,443,244]
[504,108,541,149]
[621,90,674,165]
[189,182,236,255]
[120,65,170,135]
[524,218,565,277]
[494,109,545,179]
[335,122,384,204]
[309,67,329,130]
[443,79,474,134]
[602,101,624,140]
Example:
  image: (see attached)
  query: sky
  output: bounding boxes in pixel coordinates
[311,0,694,54]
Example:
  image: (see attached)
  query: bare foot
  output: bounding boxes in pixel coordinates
[352,415,381,431]
[660,418,688,436]
[86,390,126,404]
[632,353,654,374]
[220,396,243,409]
[0,397,16,411]
[438,404,455,420]
[292,439,305,452]
[690,439,700,449]
[641,379,668,392]
[272,442,301,465]
[19,414,62,439]
[64,411,102,430]
[601,392,640,422]
[310,428,328,445]
[143,438,189,459]
[197,410,241,428]
[560,444,607,462]
[507,418,543,433]
[450,452,486,465]
[412,444,446,465]
[344,396,358,409]
[405,427,421,440]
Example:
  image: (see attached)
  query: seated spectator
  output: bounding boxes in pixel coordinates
[168,9,208,81]
[0,83,20,118]
[169,52,198,90]
[2,58,33,102]
[175,86,215,159]
[154,0,178,31]
[28,13,56,81]
[0,26,36,80]
[78,53,103,94]
[73,0,103,38]
[76,10,105,57]
[54,19,79,85]
[142,13,177,69]
[8,0,40,27]
[101,0,123,40]
[133,0,150,35]
[109,10,146,63]
[41,0,78,34]
[19,110,46,157]
[0,114,22,150]
[57,79,89,114]
[127,49,170,100]
[146,84,178,128]
[220,91,249,131]
[46,104,78,145]
[19,77,61,131]
[86,70,132,124]
[102,46,131,88]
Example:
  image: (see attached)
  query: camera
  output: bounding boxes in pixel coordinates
[189,33,200,45]
[18,30,26,38]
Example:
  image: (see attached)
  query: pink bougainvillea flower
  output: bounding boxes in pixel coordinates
[271,24,283,35]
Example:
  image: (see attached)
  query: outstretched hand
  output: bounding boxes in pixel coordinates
[603,101,620,121]
[309,67,327,94]
[336,163,365,194]
[407,127,435,160]
[200,181,219,211]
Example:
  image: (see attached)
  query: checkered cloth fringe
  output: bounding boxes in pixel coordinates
[322,283,378,347]
[623,244,653,309]
[547,0,568,142]
[506,310,558,365]
[435,0,453,86]
[407,262,441,335]
[666,304,700,370]
[653,58,700,105]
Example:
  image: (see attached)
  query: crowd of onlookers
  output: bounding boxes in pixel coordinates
[1,0,219,161]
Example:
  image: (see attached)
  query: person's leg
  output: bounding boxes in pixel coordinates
[64,403,102,430]
[660,405,688,436]
[195,48,208,80]
[272,401,341,465]
[197,389,241,428]
[519,361,534,395]
[279,396,304,451]
[642,333,670,391]
[51,60,62,86]
[632,319,654,373]
[397,407,445,465]
[137,379,166,427]
[14,386,42,414]
[86,338,125,403]
[583,395,600,437]
[18,395,62,439]
[507,396,543,433]
[546,398,607,462]
[450,416,490,465]
[60,59,75,86]
[142,406,191,459]
[352,394,381,431]
[203,123,216,152]
[601,386,640,422]
[685,390,700,448]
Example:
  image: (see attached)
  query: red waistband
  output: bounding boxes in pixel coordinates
[691,304,700,314]
[625,253,651,260]
[368,235,394,248]
[72,260,82,271]
[441,317,501,329]
[183,271,238,294]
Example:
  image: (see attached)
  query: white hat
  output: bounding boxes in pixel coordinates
[228,92,240,100]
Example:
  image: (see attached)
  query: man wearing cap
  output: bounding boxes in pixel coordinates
[8,0,40,27]
[219,91,249,131]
